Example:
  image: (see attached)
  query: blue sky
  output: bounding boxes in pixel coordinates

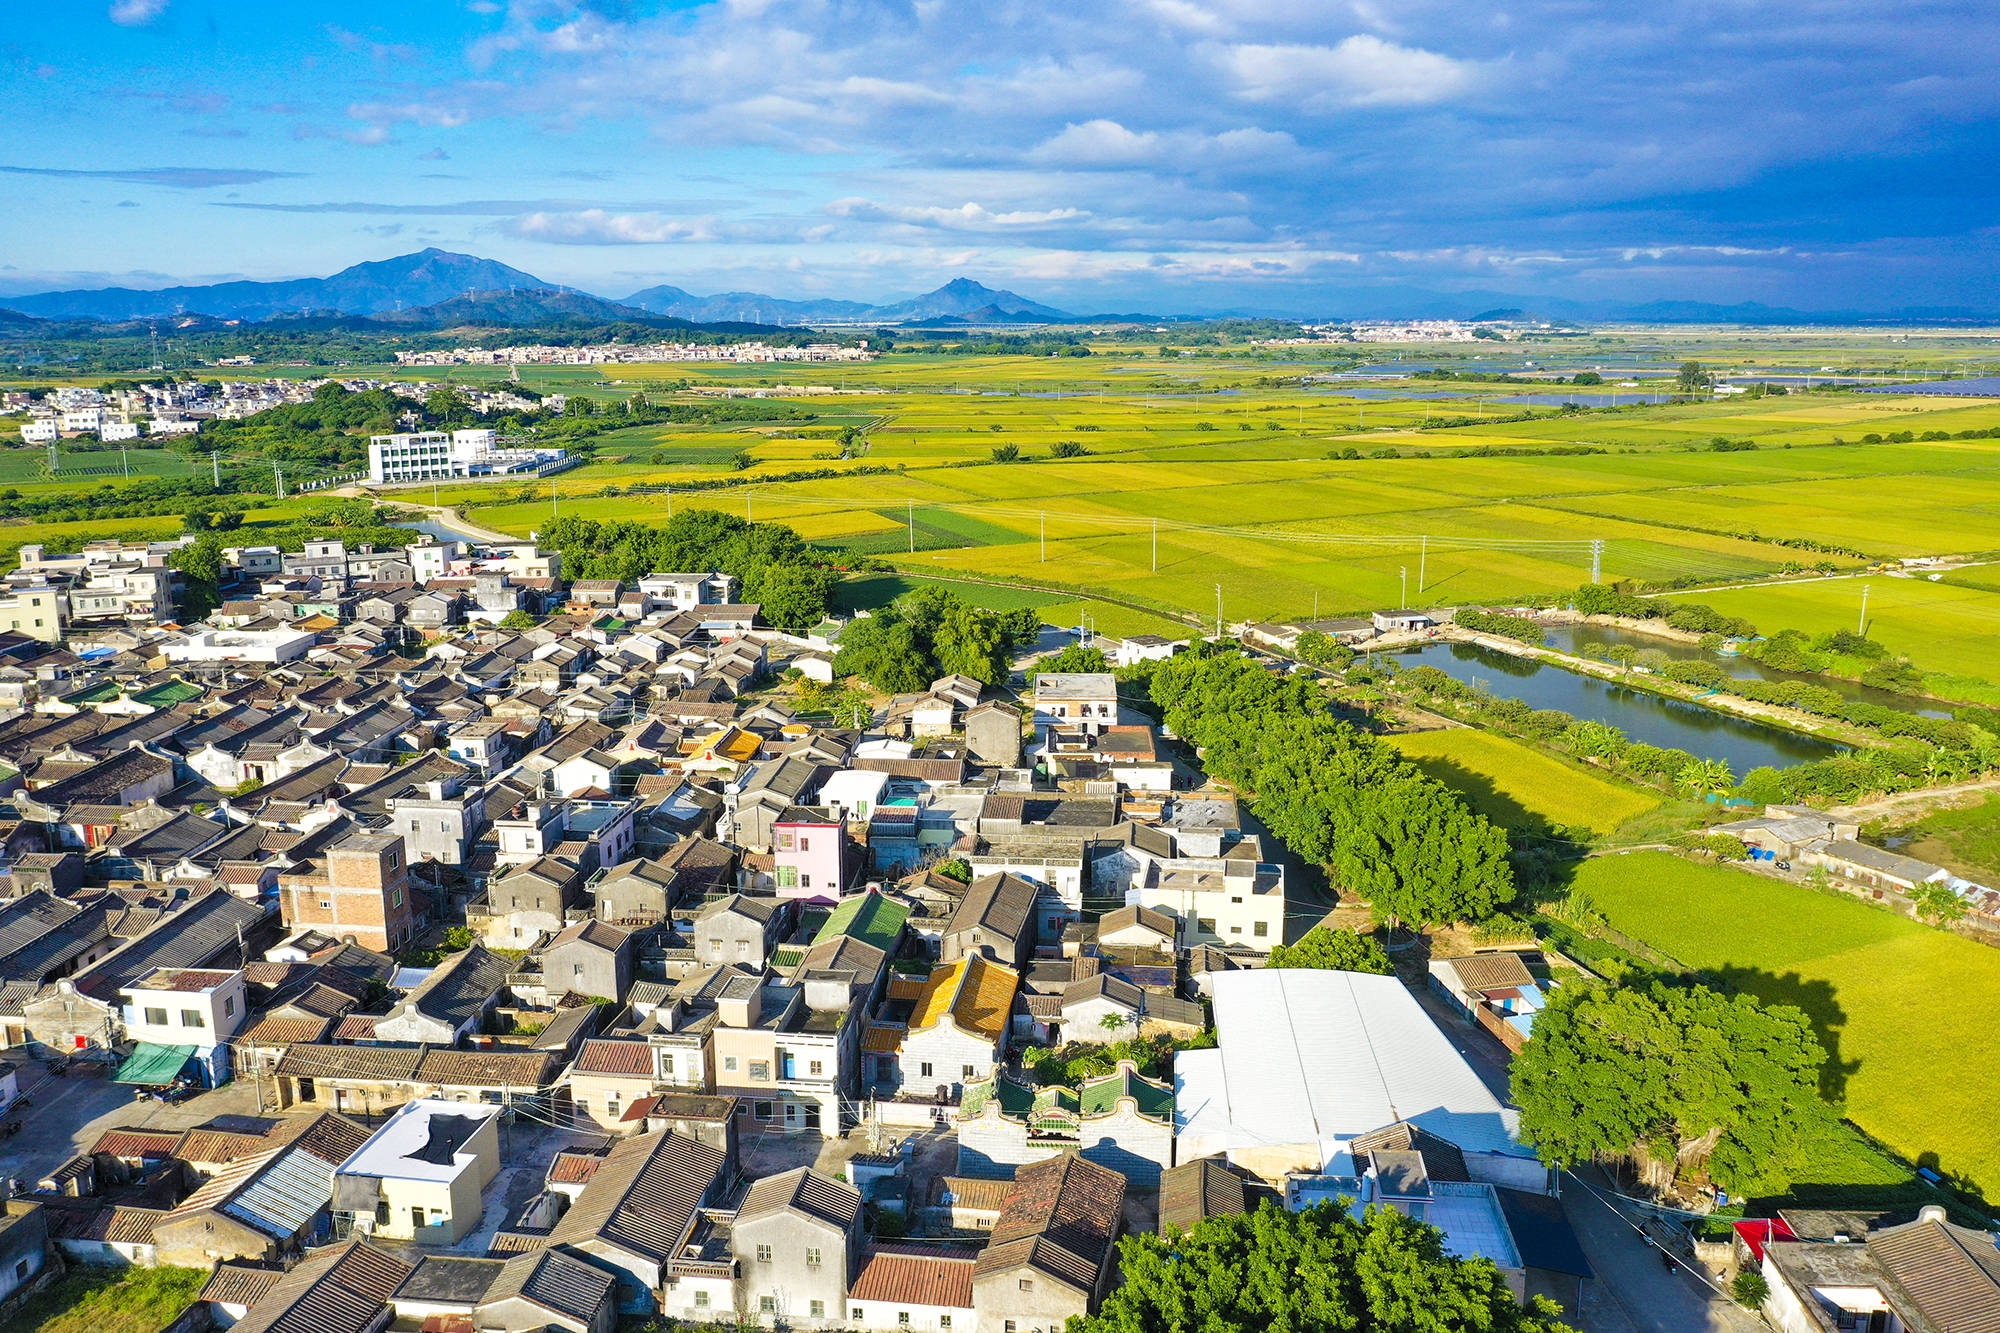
[3,0,1997,314]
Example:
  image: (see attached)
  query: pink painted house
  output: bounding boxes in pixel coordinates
[772,806,850,901]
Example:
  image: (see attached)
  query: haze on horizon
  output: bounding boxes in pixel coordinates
[3,0,1995,316]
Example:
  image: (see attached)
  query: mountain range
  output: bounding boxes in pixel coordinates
[620,275,1069,325]
[0,250,1079,326]
[3,248,1994,328]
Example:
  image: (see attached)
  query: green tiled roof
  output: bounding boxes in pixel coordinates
[812,890,909,953]
[1078,1065,1175,1121]
[771,948,805,970]
[961,1075,1037,1120]
[130,679,205,707]
[62,680,122,704]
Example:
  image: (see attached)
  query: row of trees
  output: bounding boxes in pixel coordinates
[536,511,840,630]
[833,585,1043,690]
[1571,582,1759,638]
[1148,650,1515,930]
[1452,607,1545,645]
[1078,1202,1572,1333]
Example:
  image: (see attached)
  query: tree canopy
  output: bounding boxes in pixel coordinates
[537,511,837,629]
[1266,925,1392,974]
[1148,651,1514,929]
[1076,1200,1572,1333]
[1510,979,1827,1192]
[834,584,1010,689]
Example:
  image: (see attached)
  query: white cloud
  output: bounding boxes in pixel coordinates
[1217,34,1479,107]
[1028,118,1307,169]
[826,198,1092,230]
[506,209,720,244]
[109,0,168,25]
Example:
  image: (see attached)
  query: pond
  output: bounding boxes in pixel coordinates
[1543,624,1949,718]
[1392,639,1845,772]
[396,518,485,544]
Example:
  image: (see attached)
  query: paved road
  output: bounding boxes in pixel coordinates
[1562,1168,1764,1333]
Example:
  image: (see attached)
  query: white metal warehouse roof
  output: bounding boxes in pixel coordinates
[1174,969,1523,1168]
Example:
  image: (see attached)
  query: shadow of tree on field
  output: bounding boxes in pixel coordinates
[1701,965,1856,1108]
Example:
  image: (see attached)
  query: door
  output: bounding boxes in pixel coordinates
[411,1206,425,1233]
[805,1103,822,1132]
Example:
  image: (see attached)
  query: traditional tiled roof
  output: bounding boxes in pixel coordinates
[910,953,1017,1042]
[485,1247,618,1323]
[87,1127,180,1160]
[737,1167,862,1232]
[944,873,1036,944]
[241,1015,335,1046]
[275,1042,424,1083]
[850,1243,976,1309]
[1867,1215,2000,1331]
[416,1047,562,1089]
[974,1155,1126,1293]
[228,1239,413,1333]
[1158,1158,1252,1234]
[1437,951,1537,993]
[570,1039,655,1078]
[811,888,909,952]
[198,1261,285,1308]
[547,1130,727,1264]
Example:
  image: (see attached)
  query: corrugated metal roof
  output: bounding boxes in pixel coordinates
[200,1146,342,1239]
[1175,969,1520,1165]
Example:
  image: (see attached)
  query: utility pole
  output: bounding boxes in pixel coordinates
[1400,565,1408,609]
[1859,582,1870,636]
[1418,534,1427,596]
[120,446,129,478]
[1215,583,1223,639]
[210,451,220,488]
[273,463,285,499]
[1590,539,1603,584]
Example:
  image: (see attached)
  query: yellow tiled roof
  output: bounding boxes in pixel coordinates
[912,954,1018,1043]
[862,1023,908,1054]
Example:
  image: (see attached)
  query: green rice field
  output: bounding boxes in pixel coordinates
[1571,851,2000,1197]
[1388,728,1661,835]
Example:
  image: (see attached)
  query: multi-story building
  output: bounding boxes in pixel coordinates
[333,1099,502,1244]
[366,429,567,485]
[117,966,248,1087]
[278,829,419,954]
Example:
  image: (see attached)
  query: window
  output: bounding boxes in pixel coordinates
[800,836,811,851]
[1253,921,1269,938]
[756,1244,773,1263]
[573,963,585,977]
[775,867,799,888]
[760,1297,776,1314]
[223,996,235,1017]
[800,874,811,889]
[181,1009,206,1028]
[810,1301,825,1318]
[144,1007,167,1026]
[1019,1279,1034,1291]
[920,1062,934,1079]
[605,1095,620,1116]
[749,1060,771,1081]
[724,1056,738,1072]
[693,1292,710,1309]
[662,1055,674,1074]
[1230,925,1241,935]
[805,1246,823,1266]
[1198,917,1216,934]
[809,1059,823,1076]
[1006,1322,1018,1332]
[899,1315,910,1327]
[1230,895,1243,904]
[853,1311,864,1322]
[13,1260,26,1281]
[940,1318,952,1330]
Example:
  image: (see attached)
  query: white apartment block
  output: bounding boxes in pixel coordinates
[367,429,566,485]
[19,418,57,445]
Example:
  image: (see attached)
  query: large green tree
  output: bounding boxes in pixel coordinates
[1511,980,1826,1192]
[1077,1201,1572,1333]
[1266,925,1392,974]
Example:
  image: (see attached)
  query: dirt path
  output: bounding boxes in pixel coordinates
[1827,776,2000,824]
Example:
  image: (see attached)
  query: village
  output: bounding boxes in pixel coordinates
[0,523,1672,1333]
